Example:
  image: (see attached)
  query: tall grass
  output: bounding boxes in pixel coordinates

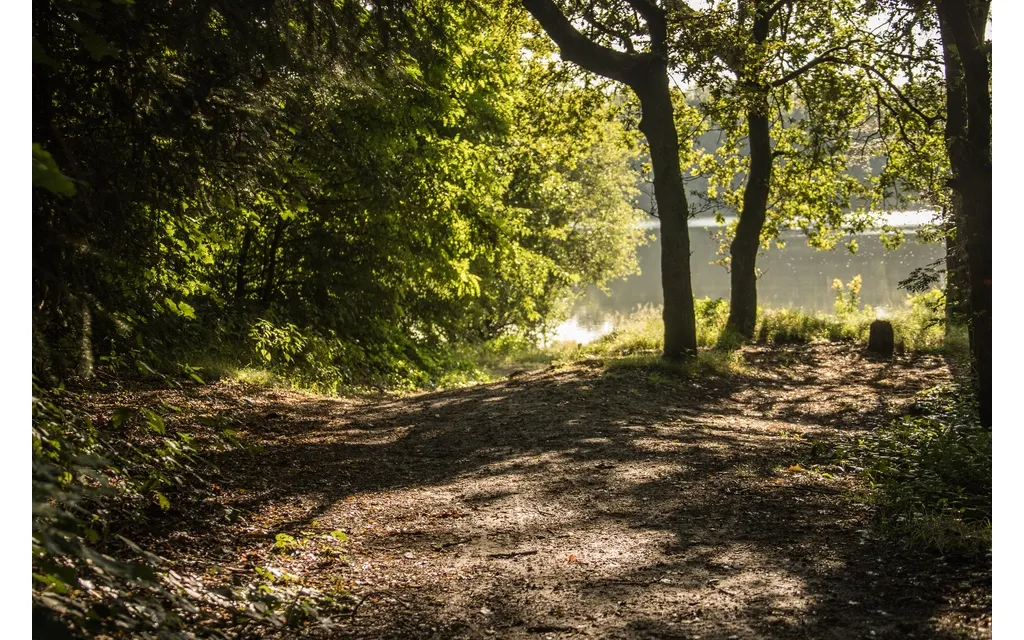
[582,285,964,359]
[177,283,964,394]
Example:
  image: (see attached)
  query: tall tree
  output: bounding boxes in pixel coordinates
[520,0,699,358]
[680,0,878,339]
[934,0,991,426]
[872,0,989,424]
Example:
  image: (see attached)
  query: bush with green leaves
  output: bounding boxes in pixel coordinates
[33,382,205,638]
[33,0,648,393]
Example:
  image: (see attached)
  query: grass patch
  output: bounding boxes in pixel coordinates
[603,349,747,379]
[582,286,964,358]
[170,285,965,397]
[230,367,276,386]
[833,384,990,557]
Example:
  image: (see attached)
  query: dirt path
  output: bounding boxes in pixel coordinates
[94,343,991,639]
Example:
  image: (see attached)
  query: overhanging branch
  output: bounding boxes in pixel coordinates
[521,0,648,85]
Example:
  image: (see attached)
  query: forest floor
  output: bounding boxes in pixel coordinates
[86,342,991,639]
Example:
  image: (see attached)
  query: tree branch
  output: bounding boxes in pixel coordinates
[579,0,637,54]
[858,61,942,125]
[770,54,839,87]
[623,0,667,53]
[521,0,647,85]
[770,48,846,87]
[761,0,795,25]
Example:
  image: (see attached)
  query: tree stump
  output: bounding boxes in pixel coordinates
[867,320,895,357]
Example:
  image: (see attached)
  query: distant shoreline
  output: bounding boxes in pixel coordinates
[636,209,939,231]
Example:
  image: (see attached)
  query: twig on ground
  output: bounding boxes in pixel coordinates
[526,623,576,633]
[486,550,538,559]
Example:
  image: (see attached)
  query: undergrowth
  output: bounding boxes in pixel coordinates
[833,384,991,557]
[99,283,962,398]
[32,381,357,638]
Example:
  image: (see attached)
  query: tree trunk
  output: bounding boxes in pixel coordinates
[260,217,287,305]
[634,70,699,358]
[726,92,772,339]
[944,195,970,322]
[935,0,991,427]
[235,225,253,301]
[77,297,94,379]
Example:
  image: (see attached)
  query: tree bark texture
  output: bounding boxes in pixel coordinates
[725,2,779,340]
[235,225,254,302]
[944,194,970,322]
[261,217,288,305]
[726,91,772,339]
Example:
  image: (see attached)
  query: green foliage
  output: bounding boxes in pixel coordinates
[32,380,359,637]
[32,143,76,196]
[33,383,212,637]
[588,305,665,356]
[676,0,896,254]
[834,385,990,556]
[33,0,646,390]
[581,285,959,358]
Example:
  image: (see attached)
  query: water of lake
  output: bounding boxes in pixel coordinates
[555,212,945,343]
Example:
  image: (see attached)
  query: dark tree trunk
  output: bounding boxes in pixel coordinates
[634,68,699,358]
[935,0,991,427]
[723,3,785,341]
[260,217,287,305]
[726,92,772,339]
[234,225,254,301]
[520,0,698,358]
[944,195,970,322]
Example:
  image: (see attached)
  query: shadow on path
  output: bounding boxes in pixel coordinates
[111,343,988,639]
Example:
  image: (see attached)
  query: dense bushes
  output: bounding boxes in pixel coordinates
[33,0,646,390]
[32,380,360,637]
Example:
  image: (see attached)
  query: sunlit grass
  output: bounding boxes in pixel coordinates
[231,367,276,386]
[182,288,964,395]
[603,349,747,378]
[575,288,963,358]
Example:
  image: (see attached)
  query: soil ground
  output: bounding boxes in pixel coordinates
[86,343,991,639]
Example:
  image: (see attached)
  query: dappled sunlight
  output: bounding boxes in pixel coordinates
[76,342,982,638]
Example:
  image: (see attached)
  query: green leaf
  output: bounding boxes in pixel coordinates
[72,22,120,60]
[155,491,171,511]
[178,301,196,319]
[32,144,76,196]
[111,407,138,428]
[142,409,166,435]
[328,530,348,543]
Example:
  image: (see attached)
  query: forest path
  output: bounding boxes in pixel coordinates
[102,343,990,639]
